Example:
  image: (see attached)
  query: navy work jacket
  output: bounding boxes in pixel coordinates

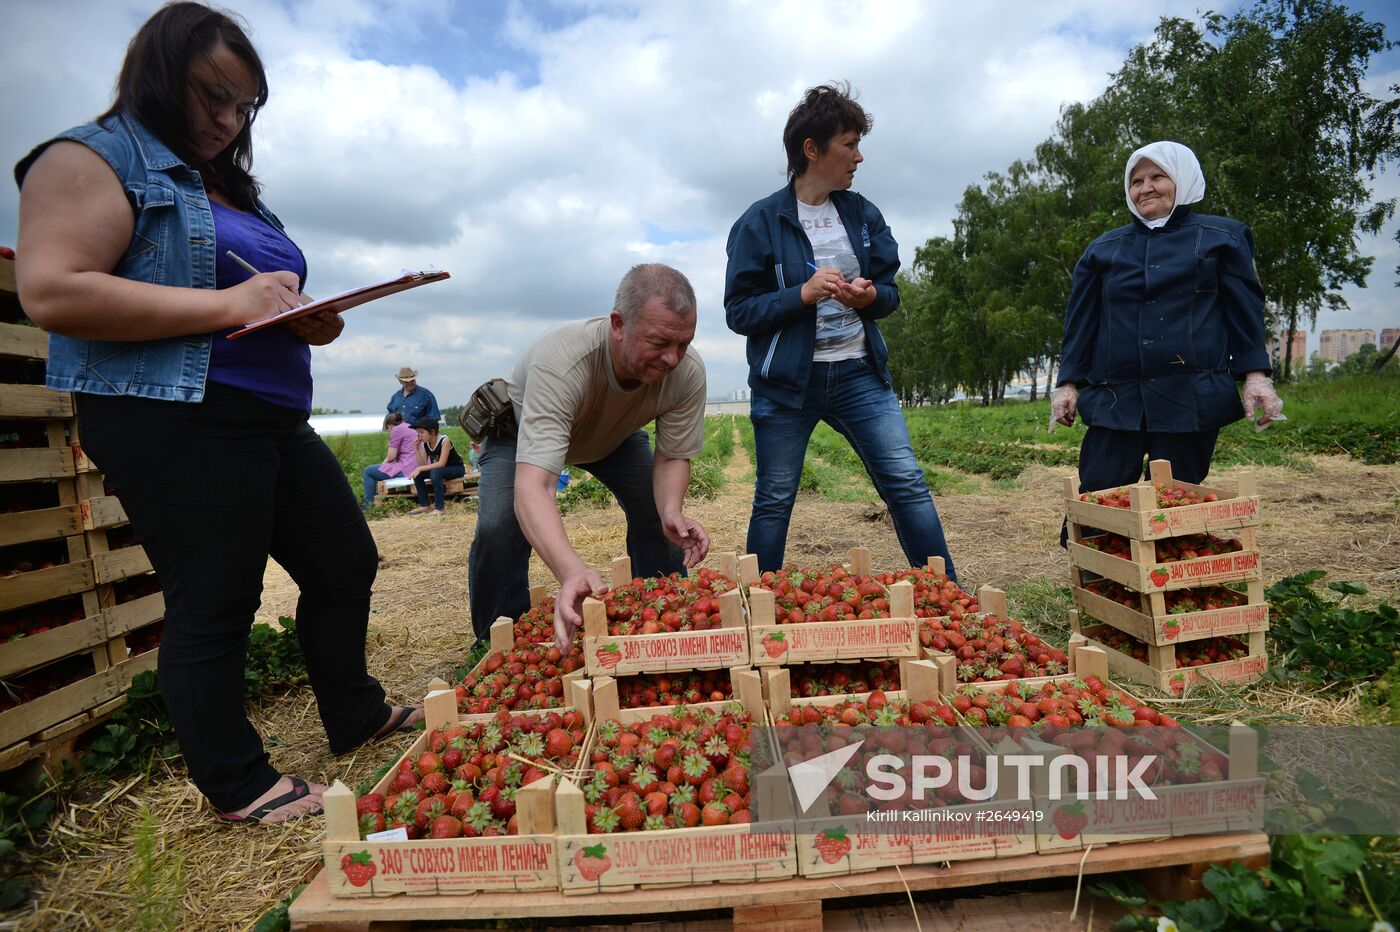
[723,183,900,408]
[1056,206,1270,433]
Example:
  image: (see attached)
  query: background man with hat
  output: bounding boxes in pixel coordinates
[387,367,440,428]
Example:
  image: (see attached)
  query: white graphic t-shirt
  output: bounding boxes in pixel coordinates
[798,198,867,362]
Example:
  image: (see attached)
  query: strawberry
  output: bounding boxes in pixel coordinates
[1052,802,1088,840]
[429,815,462,838]
[761,630,788,658]
[700,802,729,826]
[340,851,377,887]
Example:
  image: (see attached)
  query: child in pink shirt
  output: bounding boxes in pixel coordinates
[362,413,420,508]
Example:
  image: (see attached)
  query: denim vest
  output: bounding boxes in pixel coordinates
[14,113,296,402]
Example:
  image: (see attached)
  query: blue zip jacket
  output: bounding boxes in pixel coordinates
[1056,206,1270,433]
[724,183,900,408]
[14,112,305,402]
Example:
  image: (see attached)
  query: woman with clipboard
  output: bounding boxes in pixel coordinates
[13,3,421,825]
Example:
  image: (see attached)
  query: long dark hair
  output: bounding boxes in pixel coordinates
[99,2,268,209]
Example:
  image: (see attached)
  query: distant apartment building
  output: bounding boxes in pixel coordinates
[1318,329,1376,363]
[1380,327,1400,350]
[1266,329,1306,367]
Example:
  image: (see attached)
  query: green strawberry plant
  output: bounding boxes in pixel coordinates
[1265,573,1400,688]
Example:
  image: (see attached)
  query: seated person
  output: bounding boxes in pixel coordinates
[360,412,419,508]
[408,418,465,515]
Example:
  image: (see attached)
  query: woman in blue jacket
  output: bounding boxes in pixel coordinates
[1051,141,1283,525]
[14,3,419,824]
[724,83,956,578]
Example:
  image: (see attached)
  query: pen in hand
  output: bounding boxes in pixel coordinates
[226,250,313,305]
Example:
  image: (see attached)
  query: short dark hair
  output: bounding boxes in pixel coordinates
[782,82,872,180]
[614,264,697,325]
[415,418,440,434]
[383,412,403,429]
[100,2,269,210]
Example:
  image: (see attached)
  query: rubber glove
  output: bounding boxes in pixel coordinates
[1241,372,1284,430]
[1049,384,1079,432]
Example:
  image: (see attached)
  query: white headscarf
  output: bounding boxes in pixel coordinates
[1124,141,1206,229]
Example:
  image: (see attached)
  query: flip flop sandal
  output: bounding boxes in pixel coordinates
[215,776,322,825]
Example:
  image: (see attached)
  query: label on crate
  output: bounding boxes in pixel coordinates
[327,838,557,894]
[797,806,1033,875]
[587,628,749,674]
[1153,497,1259,535]
[1163,603,1269,640]
[754,619,917,662]
[1150,551,1259,588]
[557,824,796,889]
[1042,780,1264,842]
[1170,654,1269,692]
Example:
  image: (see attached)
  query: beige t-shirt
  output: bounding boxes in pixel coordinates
[508,317,707,474]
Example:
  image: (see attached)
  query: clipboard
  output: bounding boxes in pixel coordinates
[226,269,451,340]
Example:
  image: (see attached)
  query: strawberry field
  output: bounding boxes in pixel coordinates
[2,387,1397,929]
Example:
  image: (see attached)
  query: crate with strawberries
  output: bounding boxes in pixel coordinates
[451,604,587,719]
[1073,575,1268,650]
[934,651,1264,852]
[1070,610,1267,694]
[582,554,749,676]
[747,547,919,665]
[554,668,797,892]
[1064,459,1260,541]
[1069,525,1260,593]
[321,686,575,896]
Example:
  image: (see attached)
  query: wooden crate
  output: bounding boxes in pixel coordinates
[582,553,748,676]
[435,618,586,722]
[320,686,565,897]
[1065,460,1260,540]
[748,547,918,665]
[373,475,478,504]
[1070,611,1267,693]
[0,293,163,768]
[290,831,1270,930]
[1068,526,1261,593]
[771,659,1039,876]
[555,670,799,893]
[1072,579,1269,647]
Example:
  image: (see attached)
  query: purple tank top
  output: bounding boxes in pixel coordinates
[207,200,313,411]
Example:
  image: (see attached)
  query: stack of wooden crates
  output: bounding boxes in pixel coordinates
[0,255,163,773]
[1064,459,1269,693]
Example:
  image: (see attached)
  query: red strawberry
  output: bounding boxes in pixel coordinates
[341,851,377,887]
[1163,619,1180,641]
[429,815,463,838]
[1150,568,1170,588]
[358,812,386,836]
[574,844,612,881]
[814,827,852,864]
[596,644,622,669]
[1053,802,1088,840]
[545,728,574,758]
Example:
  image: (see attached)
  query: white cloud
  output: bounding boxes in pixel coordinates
[2,0,1396,411]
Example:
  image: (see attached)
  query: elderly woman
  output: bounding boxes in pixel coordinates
[1051,141,1283,519]
[724,82,957,578]
[14,2,419,824]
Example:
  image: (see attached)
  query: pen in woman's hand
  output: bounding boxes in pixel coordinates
[227,250,313,304]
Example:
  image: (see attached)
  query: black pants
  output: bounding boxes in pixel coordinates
[78,384,388,811]
[1061,426,1220,547]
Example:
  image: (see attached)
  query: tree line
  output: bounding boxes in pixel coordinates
[884,0,1399,405]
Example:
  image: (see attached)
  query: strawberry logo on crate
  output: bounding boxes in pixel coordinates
[814,826,852,863]
[595,643,622,670]
[1163,619,1181,641]
[575,843,612,880]
[1170,673,1187,695]
[1149,513,1169,534]
[1150,568,1170,588]
[761,630,788,658]
[340,851,377,887]
[1052,802,1087,840]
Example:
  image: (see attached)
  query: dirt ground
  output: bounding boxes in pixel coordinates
[16,446,1400,930]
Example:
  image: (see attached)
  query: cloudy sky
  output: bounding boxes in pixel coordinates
[3,0,1397,411]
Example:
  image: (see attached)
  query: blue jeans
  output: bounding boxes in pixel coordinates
[414,464,467,510]
[748,358,956,580]
[362,465,393,507]
[467,431,683,640]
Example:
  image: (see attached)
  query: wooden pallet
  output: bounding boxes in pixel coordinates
[373,475,478,504]
[288,831,1269,930]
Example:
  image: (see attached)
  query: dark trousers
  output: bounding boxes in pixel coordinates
[1061,426,1220,546]
[414,464,466,510]
[77,384,388,811]
[466,431,683,641]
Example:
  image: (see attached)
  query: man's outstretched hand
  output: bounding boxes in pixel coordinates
[662,512,710,568]
[553,565,605,653]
